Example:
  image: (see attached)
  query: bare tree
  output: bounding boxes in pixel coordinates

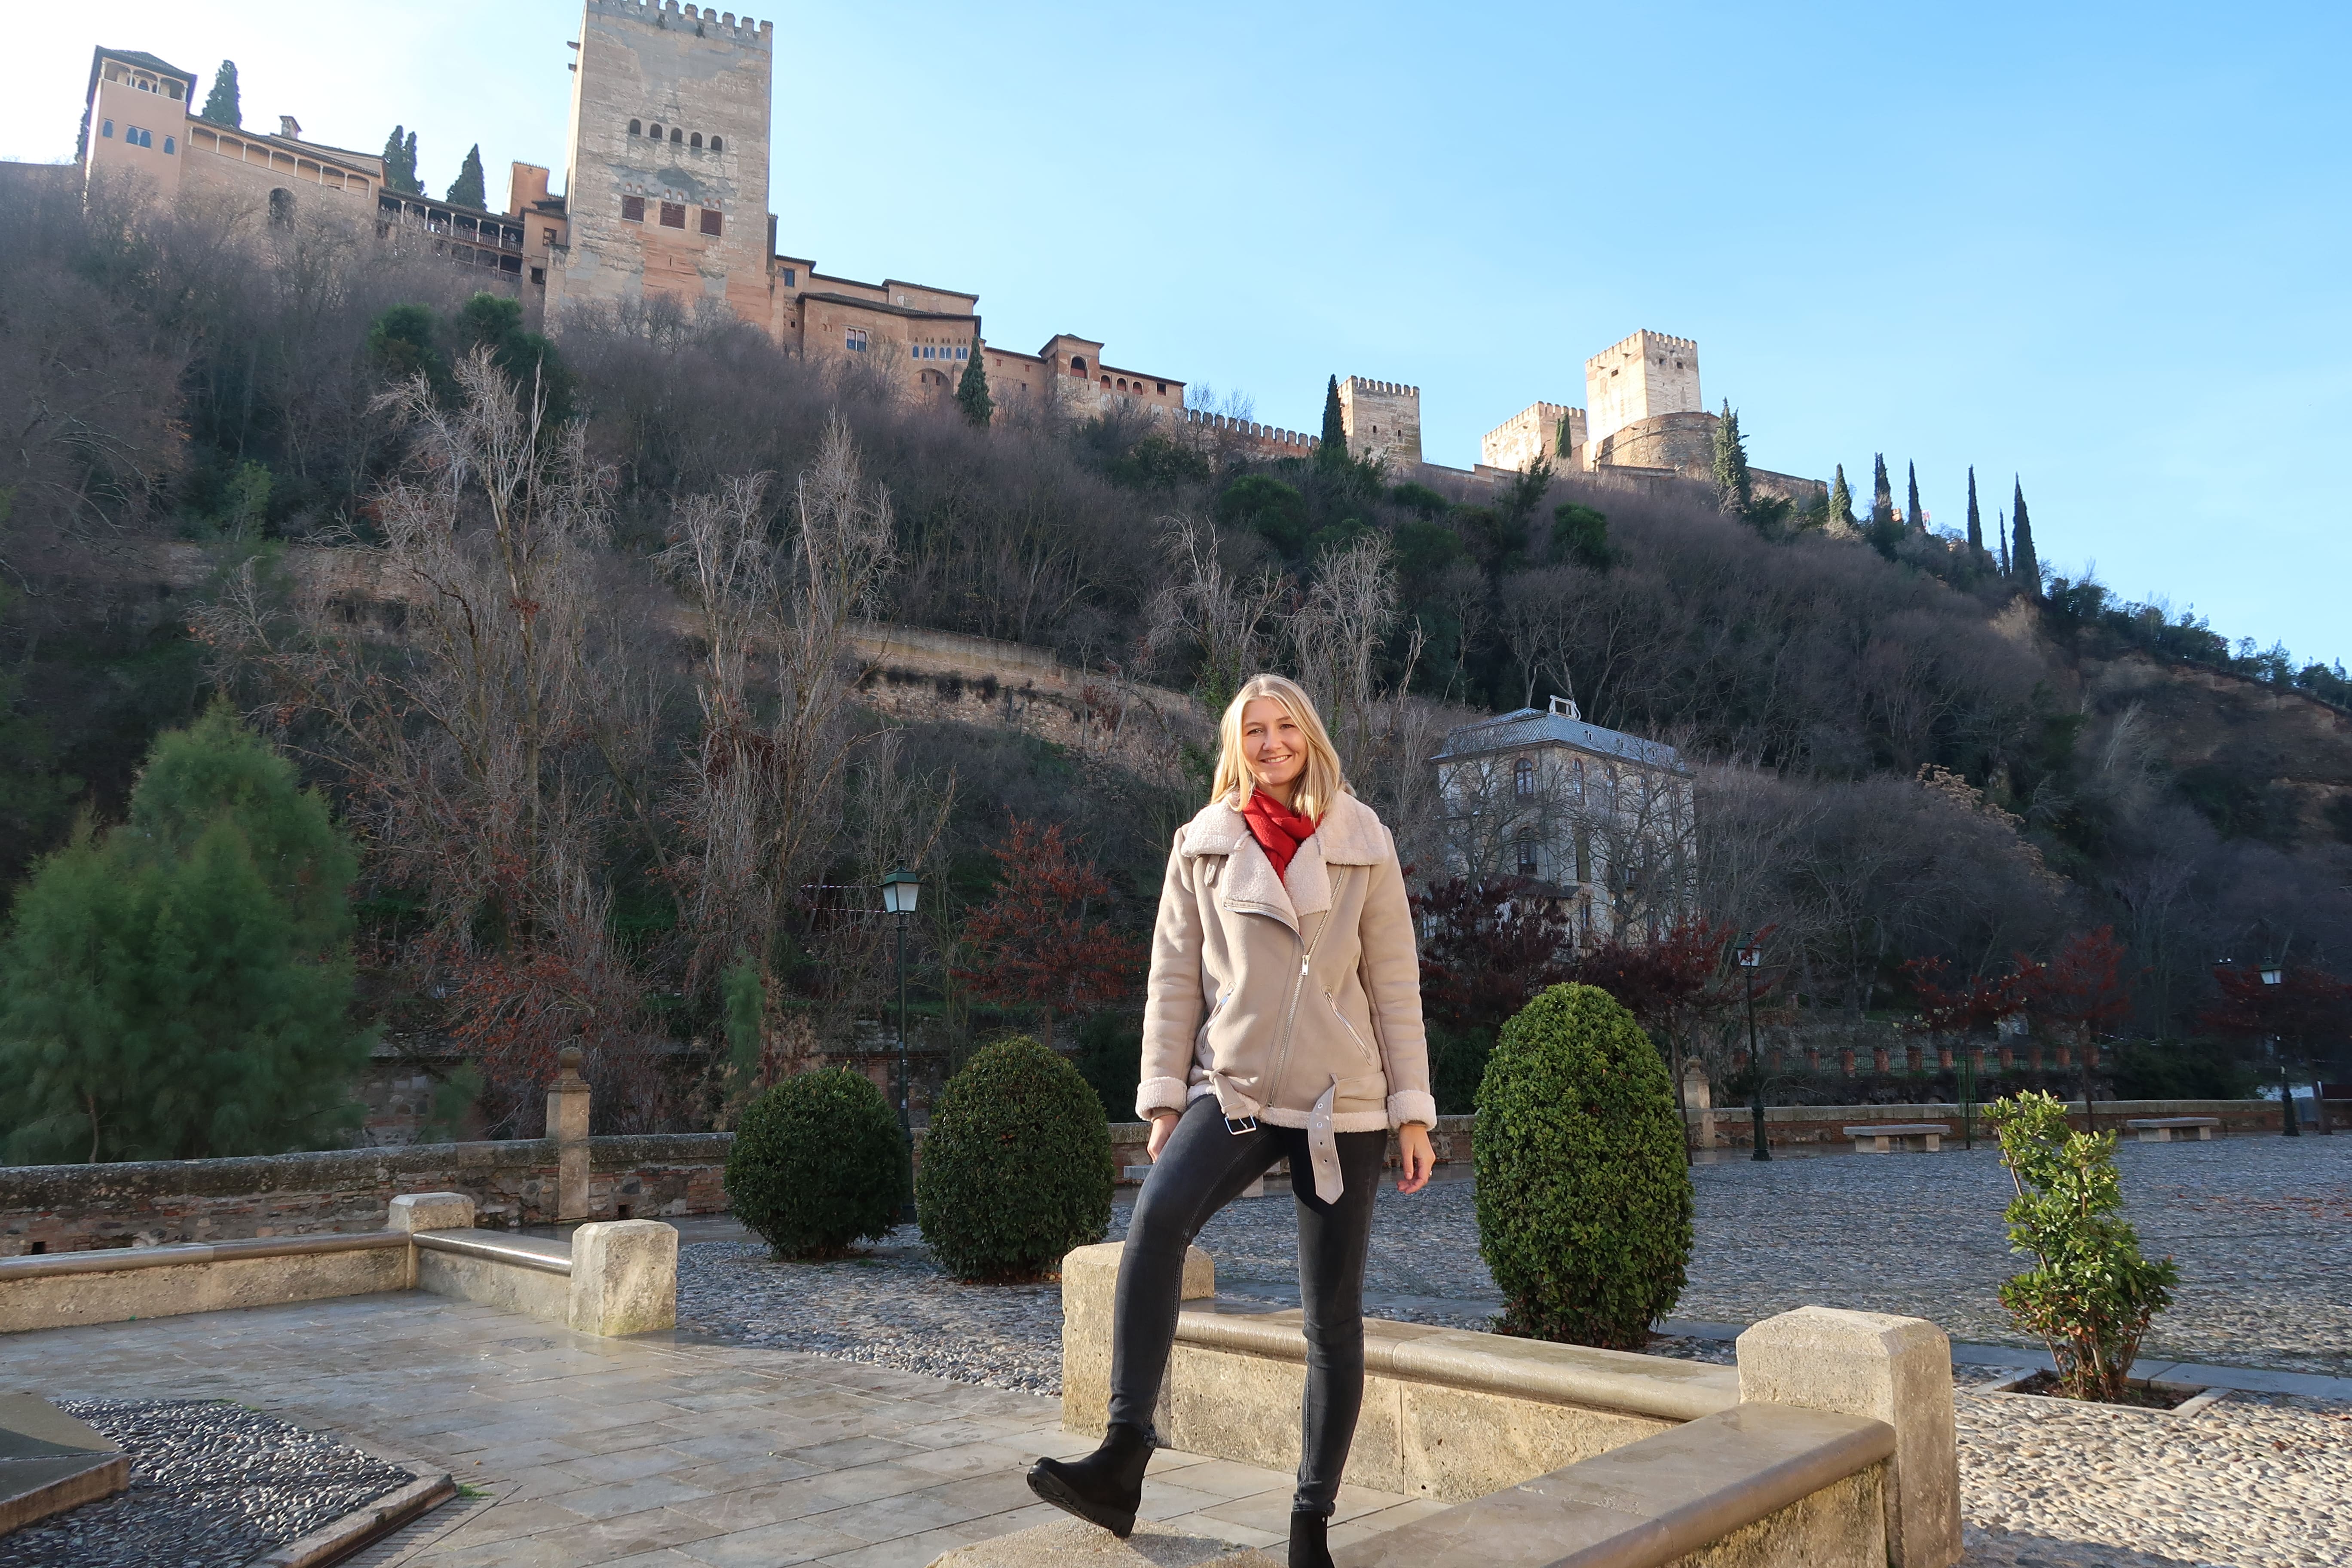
[659,415,898,990]
[1142,513,1283,709]
[1287,534,1403,780]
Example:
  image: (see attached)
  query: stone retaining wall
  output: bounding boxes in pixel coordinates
[0,1134,731,1257]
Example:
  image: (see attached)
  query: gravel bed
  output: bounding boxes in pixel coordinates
[1956,1390,2352,1567]
[3,1398,416,1568]
[678,1237,1065,1393]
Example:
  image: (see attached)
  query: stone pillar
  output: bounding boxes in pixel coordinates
[2028,1044,2044,1072]
[1840,1049,1856,1076]
[1060,1240,1214,1439]
[1737,1306,1960,1568]
[1997,1045,2014,1070]
[2054,1044,2072,1069]
[548,1046,591,1222]
[1871,1045,1890,1075]
[387,1192,475,1289]
[1938,1046,1954,1070]
[568,1219,677,1335]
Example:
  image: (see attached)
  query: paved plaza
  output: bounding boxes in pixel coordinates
[4,1133,2346,1565]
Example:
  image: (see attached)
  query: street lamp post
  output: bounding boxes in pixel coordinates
[2262,962,2297,1138]
[1738,939,1766,1161]
[880,868,922,1160]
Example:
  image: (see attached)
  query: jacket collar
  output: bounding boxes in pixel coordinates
[1179,793,1386,934]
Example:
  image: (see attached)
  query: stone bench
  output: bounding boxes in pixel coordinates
[0,1192,674,1338]
[2125,1116,2220,1142]
[1051,1244,1960,1568]
[1845,1124,1949,1154]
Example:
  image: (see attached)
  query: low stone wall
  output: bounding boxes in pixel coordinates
[0,1133,731,1257]
[1717,1098,2304,1149]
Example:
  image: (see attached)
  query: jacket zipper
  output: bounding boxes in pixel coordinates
[1326,992,1377,1064]
[1261,870,1348,1114]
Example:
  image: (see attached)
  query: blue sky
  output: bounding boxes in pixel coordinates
[13,2,2348,666]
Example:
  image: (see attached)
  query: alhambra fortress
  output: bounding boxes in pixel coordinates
[64,0,1826,504]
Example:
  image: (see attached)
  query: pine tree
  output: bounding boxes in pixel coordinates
[955,337,993,428]
[445,144,487,209]
[200,61,242,128]
[1966,467,1983,554]
[2010,477,2040,596]
[1906,462,1923,532]
[1710,400,1752,517]
[382,127,421,195]
[1828,465,1854,530]
[0,706,370,1163]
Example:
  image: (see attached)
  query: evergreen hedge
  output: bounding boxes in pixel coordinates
[726,1069,908,1259]
[917,1035,1113,1282]
[1474,983,1693,1348]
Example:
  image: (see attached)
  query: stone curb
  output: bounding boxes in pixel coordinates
[244,1463,455,1568]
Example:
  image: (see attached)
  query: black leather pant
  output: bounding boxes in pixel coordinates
[1108,1095,1387,1516]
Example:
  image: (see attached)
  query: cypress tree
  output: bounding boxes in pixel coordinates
[1710,401,1752,517]
[1317,374,1347,468]
[1828,465,1854,530]
[1866,453,1902,557]
[2010,477,2040,596]
[1555,411,1576,457]
[382,127,422,195]
[1966,467,1983,554]
[955,337,993,428]
[1906,462,1923,532]
[1998,511,2011,577]
[200,61,242,128]
[445,144,487,209]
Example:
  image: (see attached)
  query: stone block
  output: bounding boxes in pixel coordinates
[567,1219,677,1336]
[1059,1241,1213,1438]
[387,1192,475,1234]
[1737,1306,1960,1568]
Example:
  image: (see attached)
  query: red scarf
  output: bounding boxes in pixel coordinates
[1241,789,1318,882]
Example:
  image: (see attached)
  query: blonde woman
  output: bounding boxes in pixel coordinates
[1028,674,1435,1568]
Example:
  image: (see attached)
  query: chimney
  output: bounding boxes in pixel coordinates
[279,115,303,141]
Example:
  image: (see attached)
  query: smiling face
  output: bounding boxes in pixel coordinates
[1240,697,1308,804]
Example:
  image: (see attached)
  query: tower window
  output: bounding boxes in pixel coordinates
[670,127,683,144]
[846,327,868,352]
[709,136,722,153]
[781,266,796,285]
[698,207,721,235]
[1069,356,1086,375]
[163,136,175,154]
[690,132,702,149]
[621,195,645,222]
[101,119,113,138]
[659,201,686,227]
[1513,758,1534,798]
[629,119,642,135]
[1517,837,1541,878]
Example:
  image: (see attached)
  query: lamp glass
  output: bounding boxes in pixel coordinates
[1737,946,1761,968]
[2260,965,2282,986]
[880,867,919,916]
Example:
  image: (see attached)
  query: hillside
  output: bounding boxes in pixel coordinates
[3,174,2349,1130]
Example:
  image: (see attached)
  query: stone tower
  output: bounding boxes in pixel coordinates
[547,0,775,330]
[1338,377,1421,466]
[1583,331,1700,449]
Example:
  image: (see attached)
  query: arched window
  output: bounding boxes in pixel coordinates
[1513,758,1534,798]
[1069,356,1086,376]
[709,135,723,153]
[628,119,642,135]
[1100,375,1111,388]
[1516,836,1541,878]
[670,126,683,144]
[1115,378,1127,391]
[649,122,663,139]
[690,132,702,149]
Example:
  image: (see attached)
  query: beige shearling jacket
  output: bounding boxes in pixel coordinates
[1137,791,1436,1165]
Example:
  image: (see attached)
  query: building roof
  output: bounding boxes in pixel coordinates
[796,291,978,324]
[1430,705,1687,775]
[91,47,197,91]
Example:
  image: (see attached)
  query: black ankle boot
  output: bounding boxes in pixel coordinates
[1289,1507,1335,1568]
[1026,1421,1154,1537]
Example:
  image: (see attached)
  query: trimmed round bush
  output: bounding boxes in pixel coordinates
[726,1068,908,1260]
[1474,983,1693,1349]
[917,1035,1113,1282]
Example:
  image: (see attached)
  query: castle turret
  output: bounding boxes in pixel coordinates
[1338,377,1421,466]
[1583,331,1700,450]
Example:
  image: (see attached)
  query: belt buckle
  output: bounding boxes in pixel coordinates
[1223,1115,1259,1136]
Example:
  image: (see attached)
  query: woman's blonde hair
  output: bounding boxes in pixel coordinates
[1211,674,1350,820]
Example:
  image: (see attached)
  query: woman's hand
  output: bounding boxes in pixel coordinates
[1146,1110,1180,1162]
[1395,1122,1436,1194]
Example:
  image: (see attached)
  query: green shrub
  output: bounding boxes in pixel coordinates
[1474,983,1692,1348]
[1989,1091,2179,1401]
[917,1035,1113,1282]
[726,1069,908,1259]
[1072,1009,1142,1124]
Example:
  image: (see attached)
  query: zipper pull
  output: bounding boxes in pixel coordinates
[1301,954,1310,976]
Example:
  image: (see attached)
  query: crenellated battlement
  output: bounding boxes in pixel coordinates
[1590,328,1697,359]
[1344,377,1418,396]
[1179,407,1321,451]
[586,0,774,46]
